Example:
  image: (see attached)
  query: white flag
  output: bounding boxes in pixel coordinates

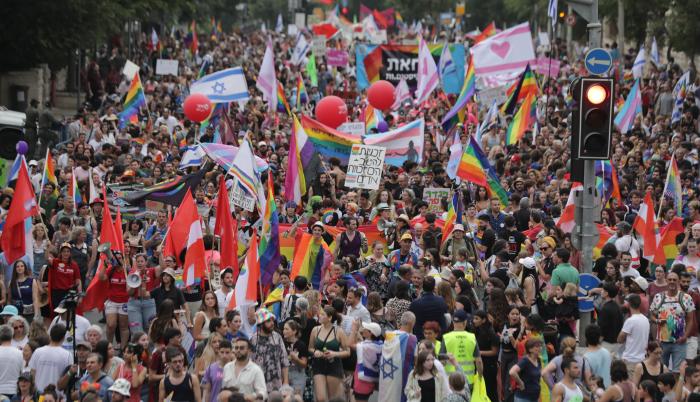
[275,14,283,33]
[415,37,439,104]
[548,0,558,27]
[391,79,411,110]
[256,40,277,112]
[633,46,646,79]
[291,34,310,66]
[651,37,660,66]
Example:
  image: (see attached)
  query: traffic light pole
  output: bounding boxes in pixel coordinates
[568,0,602,344]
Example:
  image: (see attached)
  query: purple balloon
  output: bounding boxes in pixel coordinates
[15,141,28,155]
[377,121,389,133]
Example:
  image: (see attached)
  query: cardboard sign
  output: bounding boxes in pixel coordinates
[122,60,140,78]
[312,36,326,57]
[368,30,388,45]
[476,85,508,107]
[287,24,299,36]
[295,13,306,29]
[326,49,349,67]
[423,187,451,213]
[338,122,365,136]
[156,59,179,76]
[344,144,386,190]
[231,185,255,212]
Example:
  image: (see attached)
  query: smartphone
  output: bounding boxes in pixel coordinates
[438,354,449,361]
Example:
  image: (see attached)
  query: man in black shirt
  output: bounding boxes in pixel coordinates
[596,282,624,357]
[474,214,496,259]
[501,216,527,262]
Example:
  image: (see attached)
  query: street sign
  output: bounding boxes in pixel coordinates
[584,48,613,76]
[578,273,601,312]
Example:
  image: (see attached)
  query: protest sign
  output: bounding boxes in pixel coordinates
[312,36,326,57]
[476,85,508,108]
[423,187,451,212]
[231,185,255,212]
[533,57,561,77]
[326,49,349,67]
[287,24,298,36]
[122,60,139,78]
[344,144,386,190]
[156,59,179,76]
[338,122,365,136]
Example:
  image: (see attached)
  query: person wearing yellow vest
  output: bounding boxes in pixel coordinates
[439,309,483,385]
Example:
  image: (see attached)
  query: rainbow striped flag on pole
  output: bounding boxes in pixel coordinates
[500,64,538,115]
[441,57,476,132]
[457,137,509,207]
[118,73,146,128]
[505,92,536,145]
[662,154,683,216]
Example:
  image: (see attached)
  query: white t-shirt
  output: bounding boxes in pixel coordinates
[0,345,24,394]
[621,313,650,363]
[28,345,73,392]
[49,315,91,351]
[620,267,641,279]
[215,288,232,317]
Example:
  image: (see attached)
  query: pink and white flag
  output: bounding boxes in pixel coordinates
[391,79,411,110]
[415,37,439,104]
[470,22,536,79]
[256,40,277,112]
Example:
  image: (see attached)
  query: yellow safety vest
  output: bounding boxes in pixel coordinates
[442,330,477,383]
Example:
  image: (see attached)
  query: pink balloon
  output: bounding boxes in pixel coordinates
[367,80,395,111]
[184,93,212,122]
[315,96,348,128]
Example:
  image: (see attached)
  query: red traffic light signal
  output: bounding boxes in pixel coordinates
[586,84,607,105]
[574,77,614,160]
[342,7,349,14]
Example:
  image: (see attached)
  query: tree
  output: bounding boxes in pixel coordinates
[666,0,700,63]
[599,0,670,49]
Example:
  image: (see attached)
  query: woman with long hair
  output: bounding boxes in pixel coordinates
[31,223,50,277]
[436,280,456,314]
[360,242,389,300]
[596,360,636,402]
[115,342,147,402]
[94,339,124,380]
[487,287,511,332]
[472,310,499,402]
[455,277,480,313]
[385,281,412,328]
[11,372,39,402]
[366,292,390,329]
[194,332,224,378]
[282,319,309,396]
[500,305,525,402]
[148,299,180,345]
[308,305,350,402]
[8,260,40,323]
[631,341,667,389]
[193,290,219,342]
[404,349,448,402]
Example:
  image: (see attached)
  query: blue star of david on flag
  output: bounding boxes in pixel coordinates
[381,357,398,380]
[212,81,226,94]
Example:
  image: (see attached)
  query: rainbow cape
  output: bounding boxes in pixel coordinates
[41,149,59,196]
[290,232,333,289]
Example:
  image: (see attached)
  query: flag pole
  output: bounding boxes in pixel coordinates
[657,154,672,221]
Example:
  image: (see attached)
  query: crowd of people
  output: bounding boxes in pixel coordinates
[2,10,700,402]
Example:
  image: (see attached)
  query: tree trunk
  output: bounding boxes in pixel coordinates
[617,0,624,55]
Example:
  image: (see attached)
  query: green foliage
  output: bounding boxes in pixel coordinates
[599,0,670,48]
[667,0,700,59]
[393,0,456,24]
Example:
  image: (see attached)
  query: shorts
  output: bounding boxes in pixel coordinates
[105,300,128,316]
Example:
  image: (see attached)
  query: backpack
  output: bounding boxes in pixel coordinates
[659,291,688,314]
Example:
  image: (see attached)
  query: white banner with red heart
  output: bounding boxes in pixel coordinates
[470,22,536,79]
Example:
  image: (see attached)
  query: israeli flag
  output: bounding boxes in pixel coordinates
[190,67,250,103]
[291,34,310,66]
[275,14,283,33]
[179,145,206,170]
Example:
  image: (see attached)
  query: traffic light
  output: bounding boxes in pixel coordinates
[574,77,614,160]
[341,6,349,16]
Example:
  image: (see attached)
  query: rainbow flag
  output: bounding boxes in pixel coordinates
[614,79,642,134]
[276,81,291,115]
[41,148,59,196]
[69,169,83,206]
[210,17,218,41]
[259,170,281,287]
[595,160,623,206]
[118,73,146,128]
[663,154,683,216]
[186,21,198,54]
[364,104,386,133]
[284,115,307,203]
[505,92,537,145]
[473,22,497,44]
[290,232,333,289]
[654,217,684,266]
[295,75,308,107]
[457,137,509,207]
[501,64,538,115]
[198,57,211,79]
[322,225,386,257]
[441,57,476,132]
[441,192,463,245]
[300,115,361,164]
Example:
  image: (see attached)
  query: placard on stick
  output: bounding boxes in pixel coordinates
[344,144,386,190]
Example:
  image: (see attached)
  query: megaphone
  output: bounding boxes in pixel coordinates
[377,218,396,232]
[126,272,142,288]
[97,242,112,254]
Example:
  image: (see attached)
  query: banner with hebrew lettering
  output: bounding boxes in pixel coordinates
[355,43,466,93]
[345,144,386,190]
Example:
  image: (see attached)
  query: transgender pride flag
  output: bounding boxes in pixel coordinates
[614,79,642,134]
[363,119,424,166]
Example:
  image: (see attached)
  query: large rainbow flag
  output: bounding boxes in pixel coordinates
[290,232,333,289]
[364,104,386,133]
[501,64,538,115]
[41,149,59,196]
[457,136,509,207]
[118,73,146,128]
[300,115,361,164]
[259,171,281,287]
[441,57,476,132]
[505,92,537,145]
[663,154,683,216]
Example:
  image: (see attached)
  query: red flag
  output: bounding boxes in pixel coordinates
[214,176,239,278]
[114,208,125,253]
[79,186,119,313]
[633,192,659,261]
[163,191,197,263]
[654,217,685,265]
[556,183,583,234]
[0,160,38,264]
[181,193,206,287]
[228,229,260,310]
[311,23,339,39]
[372,9,389,28]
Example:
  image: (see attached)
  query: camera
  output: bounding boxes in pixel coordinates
[62,289,81,310]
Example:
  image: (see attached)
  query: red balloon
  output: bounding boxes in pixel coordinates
[315,96,348,128]
[183,93,212,122]
[367,80,395,111]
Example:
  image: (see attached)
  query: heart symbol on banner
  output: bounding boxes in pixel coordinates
[490,41,511,59]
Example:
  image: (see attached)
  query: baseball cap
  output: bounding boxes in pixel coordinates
[400,232,413,241]
[453,309,469,323]
[518,257,536,269]
[28,160,38,167]
[633,277,649,291]
[361,322,382,337]
[453,224,464,232]
[161,268,177,279]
